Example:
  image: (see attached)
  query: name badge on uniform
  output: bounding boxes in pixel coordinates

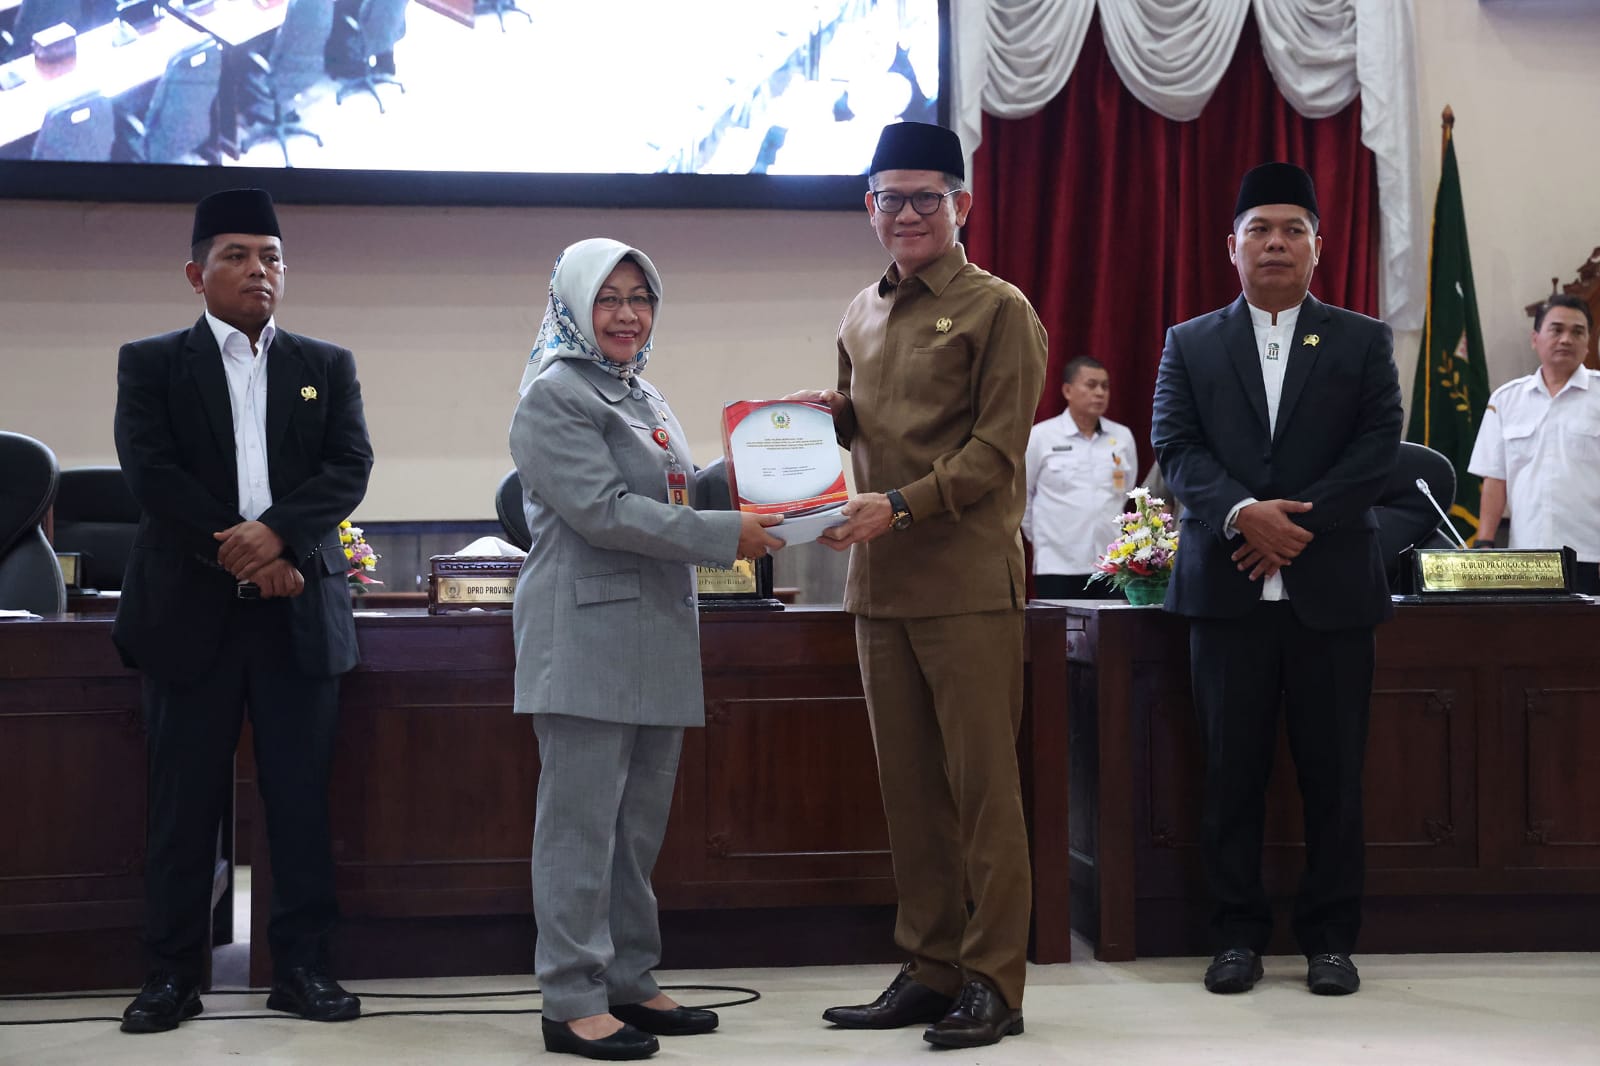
[1052,444,1073,451]
[653,426,690,506]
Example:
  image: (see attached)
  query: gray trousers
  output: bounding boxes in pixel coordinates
[531,713,683,1021]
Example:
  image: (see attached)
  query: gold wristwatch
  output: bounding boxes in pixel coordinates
[886,489,913,531]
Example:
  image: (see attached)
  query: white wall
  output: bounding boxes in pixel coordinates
[1404,0,1600,399]
[4,0,1598,518]
[0,201,882,519]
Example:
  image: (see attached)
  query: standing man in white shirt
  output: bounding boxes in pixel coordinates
[1467,294,1600,593]
[1023,356,1137,598]
[114,189,373,1033]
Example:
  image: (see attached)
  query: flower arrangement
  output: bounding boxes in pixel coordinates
[1090,488,1178,604]
[340,520,382,593]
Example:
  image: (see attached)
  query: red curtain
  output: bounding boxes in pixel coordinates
[965,13,1379,478]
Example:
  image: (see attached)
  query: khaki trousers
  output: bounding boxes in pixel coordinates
[856,610,1031,1009]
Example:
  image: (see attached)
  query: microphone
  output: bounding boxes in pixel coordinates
[1414,478,1470,550]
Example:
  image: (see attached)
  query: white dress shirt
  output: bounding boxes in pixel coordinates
[1023,413,1138,574]
[1467,364,1600,562]
[205,311,276,522]
[1225,301,1303,601]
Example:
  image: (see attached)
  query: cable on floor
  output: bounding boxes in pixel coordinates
[0,982,760,1027]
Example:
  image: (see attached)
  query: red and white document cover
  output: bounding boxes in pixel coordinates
[721,400,848,543]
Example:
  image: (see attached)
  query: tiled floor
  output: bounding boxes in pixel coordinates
[3,869,1597,1065]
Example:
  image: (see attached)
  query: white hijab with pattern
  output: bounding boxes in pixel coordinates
[519,237,664,395]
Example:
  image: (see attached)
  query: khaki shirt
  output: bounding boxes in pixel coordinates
[836,244,1048,617]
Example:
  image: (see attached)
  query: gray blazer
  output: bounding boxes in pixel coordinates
[510,356,742,726]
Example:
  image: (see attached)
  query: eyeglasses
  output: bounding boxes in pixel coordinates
[594,294,656,312]
[871,190,957,216]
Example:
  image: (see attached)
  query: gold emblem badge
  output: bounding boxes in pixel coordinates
[1303,334,1320,347]
[300,386,318,401]
[935,317,952,334]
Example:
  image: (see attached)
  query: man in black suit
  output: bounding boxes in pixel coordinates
[1151,164,1402,997]
[114,189,374,1033]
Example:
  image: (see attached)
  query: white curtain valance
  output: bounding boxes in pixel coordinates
[950,0,1423,330]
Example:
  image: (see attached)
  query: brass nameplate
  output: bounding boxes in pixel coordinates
[698,558,758,596]
[434,575,517,604]
[1415,549,1567,593]
[428,554,522,614]
[55,551,81,590]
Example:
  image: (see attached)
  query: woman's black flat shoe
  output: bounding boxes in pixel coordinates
[609,1002,719,1036]
[541,1017,659,1060]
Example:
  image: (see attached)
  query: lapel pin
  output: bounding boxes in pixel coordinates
[935,317,952,334]
[300,385,318,401]
[1303,334,1320,347]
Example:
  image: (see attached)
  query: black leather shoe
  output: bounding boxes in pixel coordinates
[1204,948,1264,994]
[923,977,1023,1049]
[822,964,954,1029]
[541,1016,659,1060]
[266,967,361,1021]
[609,1001,718,1036]
[1307,952,1361,995]
[121,972,202,1034]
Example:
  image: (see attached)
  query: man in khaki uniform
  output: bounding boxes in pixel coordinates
[789,121,1048,1050]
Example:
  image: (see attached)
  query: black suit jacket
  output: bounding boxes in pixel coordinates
[1151,294,1403,631]
[112,317,374,682]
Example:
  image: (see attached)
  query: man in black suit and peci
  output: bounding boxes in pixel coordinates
[1150,163,1403,998]
[114,189,373,1032]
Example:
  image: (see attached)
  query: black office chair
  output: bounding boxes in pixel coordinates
[495,470,531,551]
[50,466,140,592]
[475,0,530,32]
[1374,441,1458,589]
[692,456,734,511]
[31,92,114,161]
[0,0,82,63]
[334,0,407,113]
[242,0,334,166]
[0,431,67,615]
[123,39,223,163]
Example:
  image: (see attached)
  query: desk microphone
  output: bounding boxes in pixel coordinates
[1414,478,1470,550]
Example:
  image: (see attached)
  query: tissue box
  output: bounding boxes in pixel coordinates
[427,555,521,614]
[32,22,78,64]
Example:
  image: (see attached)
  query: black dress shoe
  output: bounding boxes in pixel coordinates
[1204,948,1264,994]
[121,972,202,1034]
[266,967,361,1021]
[541,1016,659,1061]
[822,964,954,1029]
[923,977,1023,1049]
[1307,952,1361,995]
[609,1001,718,1036]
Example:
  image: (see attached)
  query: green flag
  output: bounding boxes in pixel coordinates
[1407,127,1490,543]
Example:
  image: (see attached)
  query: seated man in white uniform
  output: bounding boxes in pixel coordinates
[1022,356,1138,599]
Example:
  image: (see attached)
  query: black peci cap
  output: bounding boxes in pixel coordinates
[192,188,280,247]
[869,121,964,178]
[1233,162,1319,221]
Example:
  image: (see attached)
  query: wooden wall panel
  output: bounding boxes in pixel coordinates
[1506,668,1600,866]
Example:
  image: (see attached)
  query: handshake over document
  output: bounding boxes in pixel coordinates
[721,400,850,545]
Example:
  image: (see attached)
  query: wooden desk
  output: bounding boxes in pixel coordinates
[0,613,231,994]
[1061,598,1600,961]
[167,0,286,49]
[0,15,206,151]
[0,604,1070,993]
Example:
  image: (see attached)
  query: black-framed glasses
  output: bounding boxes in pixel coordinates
[594,294,656,312]
[871,190,957,216]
